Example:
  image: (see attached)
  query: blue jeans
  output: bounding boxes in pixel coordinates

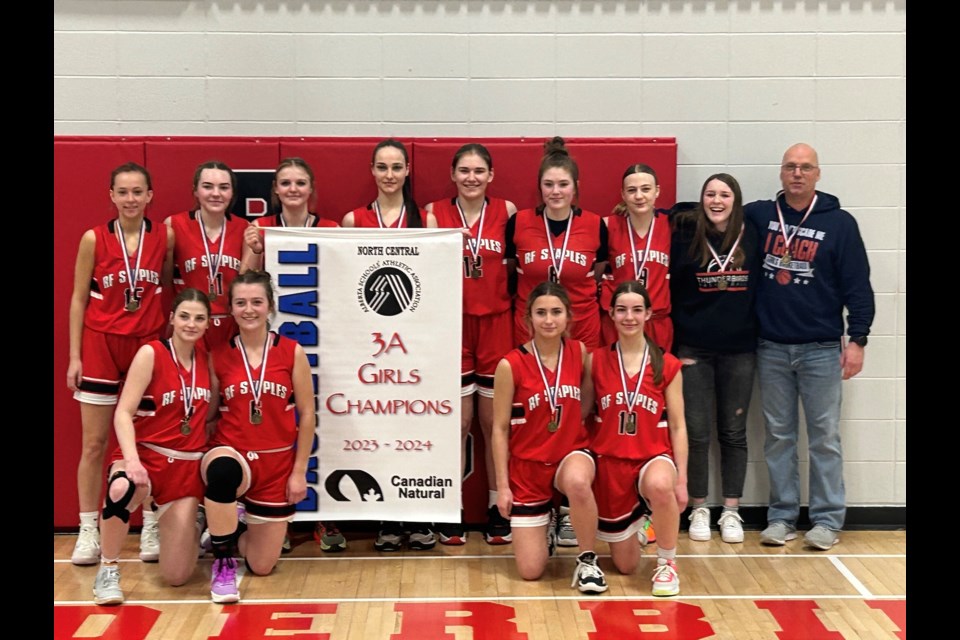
[678,345,755,500]
[757,339,844,531]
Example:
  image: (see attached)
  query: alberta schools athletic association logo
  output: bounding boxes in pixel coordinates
[324,469,385,502]
[357,261,422,316]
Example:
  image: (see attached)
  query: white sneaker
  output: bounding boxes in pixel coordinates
[139,518,160,562]
[93,564,124,605]
[687,506,711,541]
[651,558,680,597]
[71,524,101,565]
[571,551,608,594]
[718,510,744,544]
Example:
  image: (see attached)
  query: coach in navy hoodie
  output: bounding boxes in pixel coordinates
[744,143,875,552]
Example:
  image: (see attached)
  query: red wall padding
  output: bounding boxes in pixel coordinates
[53,136,677,529]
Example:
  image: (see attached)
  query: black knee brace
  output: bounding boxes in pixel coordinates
[103,470,136,523]
[205,456,243,504]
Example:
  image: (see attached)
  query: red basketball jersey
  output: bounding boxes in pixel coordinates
[603,212,671,317]
[168,210,249,316]
[254,213,339,228]
[211,332,299,451]
[590,343,681,460]
[503,339,589,464]
[85,218,167,337]
[350,204,413,229]
[431,197,512,316]
[512,207,603,340]
[134,340,212,452]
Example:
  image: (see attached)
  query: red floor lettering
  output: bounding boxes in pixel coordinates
[579,601,713,639]
[866,600,906,640]
[209,603,337,639]
[756,600,844,639]
[54,605,160,640]
[392,602,527,640]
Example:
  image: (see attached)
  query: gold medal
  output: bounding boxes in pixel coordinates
[125,299,140,312]
[470,267,482,279]
[717,276,728,291]
[207,287,218,302]
[180,418,192,436]
[625,413,637,435]
[250,405,263,425]
[781,252,792,266]
[547,420,559,433]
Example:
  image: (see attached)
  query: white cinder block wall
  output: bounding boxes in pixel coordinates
[54,1,906,510]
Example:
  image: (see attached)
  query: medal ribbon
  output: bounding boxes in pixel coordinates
[237,332,271,413]
[531,339,565,420]
[167,339,197,427]
[616,341,650,416]
[627,214,655,281]
[775,191,817,258]
[456,198,487,267]
[280,213,313,228]
[706,223,745,274]
[115,219,145,303]
[373,201,406,229]
[198,211,227,290]
[542,211,573,280]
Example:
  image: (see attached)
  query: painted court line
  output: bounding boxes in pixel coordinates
[829,555,874,598]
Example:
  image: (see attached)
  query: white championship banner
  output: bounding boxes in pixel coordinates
[264,227,462,522]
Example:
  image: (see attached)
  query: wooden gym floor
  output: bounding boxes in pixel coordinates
[53,529,906,639]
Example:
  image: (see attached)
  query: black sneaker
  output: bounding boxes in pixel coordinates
[408,523,437,550]
[484,505,512,545]
[571,551,608,594]
[375,521,405,552]
[437,521,467,545]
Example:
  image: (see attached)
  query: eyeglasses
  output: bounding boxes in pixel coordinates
[781,163,818,174]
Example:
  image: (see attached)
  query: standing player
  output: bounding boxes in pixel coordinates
[68,162,175,566]
[202,271,316,603]
[343,139,437,552]
[507,137,607,547]
[243,157,343,554]
[491,282,606,594]
[670,174,760,544]
[426,143,517,546]
[589,281,688,597]
[602,164,672,351]
[92,288,214,605]
[165,160,258,351]
[341,138,438,229]
[245,157,340,262]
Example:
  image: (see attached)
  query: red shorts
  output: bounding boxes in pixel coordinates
[594,453,673,542]
[509,449,594,527]
[204,445,297,523]
[109,444,204,513]
[600,313,673,352]
[204,315,238,352]
[75,327,156,405]
[462,310,513,398]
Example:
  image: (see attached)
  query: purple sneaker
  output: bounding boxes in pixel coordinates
[210,557,240,603]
